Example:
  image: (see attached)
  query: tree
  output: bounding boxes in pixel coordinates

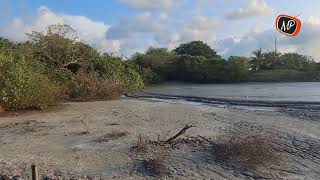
[262,52,281,70]
[0,37,14,48]
[173,41,221,59]
[251,48,264,71]
[0,37,15,54]
[228,56,250,82]
[145,47,170,55]
[27,24,97,71]
[129,47,176,79]
[251,49,281,71]
[277,53,314,70]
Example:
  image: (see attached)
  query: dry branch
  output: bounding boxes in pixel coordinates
[163,124,194,144]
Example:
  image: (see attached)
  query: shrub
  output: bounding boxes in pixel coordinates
[138,67,161,85]
[91,54,144,92]
[47,68,75,83]
[131,135,169,178]
[212,123,280,170]
[66,71,123,100]
[91,54,125,80]
[213,134,278,170]
[0,53,63,110]
[129,49,176,80]
[126,63,160,85]
[139,155,169,178]
[122,67,144,92]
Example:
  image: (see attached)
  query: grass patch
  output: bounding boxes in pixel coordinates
[138,155,169,178]
[130,135,170,178]
[210,124,280,170]
[95,130,129,143]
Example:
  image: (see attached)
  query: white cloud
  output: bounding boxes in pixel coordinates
[218,16,320,62]
[3,4,320,62]
[225,0,273,20]
[154,15,220,48]
[250,21,267,33]
[158,13,168,21]
[118,0,184,11]
[105,11,220,55]
[307,16,320,25]
[106,12,162,40]
[0,6,120,53]
[1,6,64,41]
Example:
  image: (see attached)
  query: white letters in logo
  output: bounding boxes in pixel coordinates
[281,20,296,31]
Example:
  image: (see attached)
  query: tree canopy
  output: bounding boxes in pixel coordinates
[173,41,221,59]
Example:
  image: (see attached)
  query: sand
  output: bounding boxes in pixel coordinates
[0,98,319,179]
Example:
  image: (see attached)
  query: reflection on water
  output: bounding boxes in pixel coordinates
[142,82,320,102]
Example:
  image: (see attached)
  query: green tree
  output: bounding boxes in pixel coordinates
[173,41,221,59]
[27,24,97,71]
[0,37,15,54]
[277,53,314,70]
[145,47,169,55]
[251,49,281,71]
[262,52,280,70]
[228,56,250,82]
[129,47,176,79]
[251,48,264,71]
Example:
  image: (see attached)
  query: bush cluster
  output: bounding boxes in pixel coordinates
[0,25,145,110]
[0,53,63,110]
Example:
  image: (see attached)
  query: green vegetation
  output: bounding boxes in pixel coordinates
[250,70,320,82]
[0,24,145,110]
[0,52,63,110]
[1,24,320,110]
[173,41,221,59]
[129,41,320,83]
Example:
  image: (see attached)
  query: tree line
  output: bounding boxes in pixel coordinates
[130,41,320,83]
[1,24,320,110]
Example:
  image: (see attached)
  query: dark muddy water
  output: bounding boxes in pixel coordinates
[142,82,320,102]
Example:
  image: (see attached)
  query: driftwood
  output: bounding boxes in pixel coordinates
[31,164,39,180]
[163,125,194,144]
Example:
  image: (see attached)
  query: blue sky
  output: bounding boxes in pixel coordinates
[1,0,320,61]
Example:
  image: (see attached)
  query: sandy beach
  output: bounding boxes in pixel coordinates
[0,97,319,179]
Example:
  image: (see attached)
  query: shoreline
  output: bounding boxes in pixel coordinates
[130,92,320,110]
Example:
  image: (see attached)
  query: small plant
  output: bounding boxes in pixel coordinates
[131,135,148,153]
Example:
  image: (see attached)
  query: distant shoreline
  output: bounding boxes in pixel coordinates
[130,92,320,110]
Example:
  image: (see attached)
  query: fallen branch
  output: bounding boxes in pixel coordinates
[163,125,194,144]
